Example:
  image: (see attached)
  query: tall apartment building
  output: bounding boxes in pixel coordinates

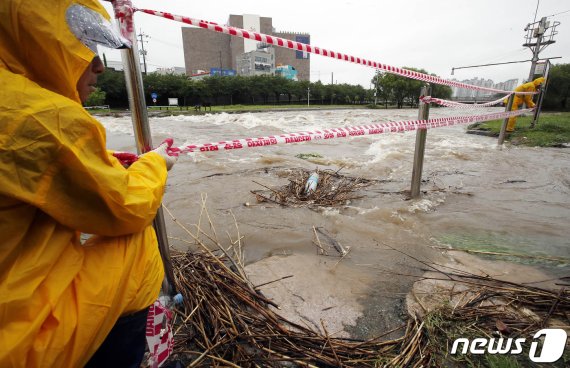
[181,14,310,80]
[494,79,519,92]
[451,78,520,98]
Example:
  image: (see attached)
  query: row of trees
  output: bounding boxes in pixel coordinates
[90,64,570,111]
[92,71,372,107]
[543,63,570,111]
[89,67,452,108]
[372,67,452,108]
[87,64,570,110]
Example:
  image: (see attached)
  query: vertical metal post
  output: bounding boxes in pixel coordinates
[498,94,515,146]
[137,31,148,75]
[527,17,546,83]
[374,71,379,106]
[111,1,177,296]
[531,60,550,128]
[410,85,431,198]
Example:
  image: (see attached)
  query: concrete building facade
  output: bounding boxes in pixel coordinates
[156,66,186,75]
[451,77,520,98]
[181,14,310,80]
[236,47,275,77]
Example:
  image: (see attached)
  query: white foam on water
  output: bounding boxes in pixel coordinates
[391,211,405,222]
[97,116,134,136]
[363,134,414,164]
[158,114,207,123]
[407,197,445,213]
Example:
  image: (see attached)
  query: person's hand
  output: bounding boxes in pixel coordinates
[150,138,178,171]
[112,151,139,168]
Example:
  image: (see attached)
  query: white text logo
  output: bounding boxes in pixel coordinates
[451,328,567,363]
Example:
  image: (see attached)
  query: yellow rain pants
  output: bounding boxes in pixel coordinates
[506,77,545,132]
[0,0,167,366]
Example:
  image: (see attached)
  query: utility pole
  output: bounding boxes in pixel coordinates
[374,70,379,106]
[330,73,334,105]
[137,29,150,75]
[523,16,559,81]
[523,14,560,127]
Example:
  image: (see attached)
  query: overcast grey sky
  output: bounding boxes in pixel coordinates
[101,0,569,87]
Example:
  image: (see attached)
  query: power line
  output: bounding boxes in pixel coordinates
[545,9,570,17]
[451,57,562,75]
[151,37,182,49]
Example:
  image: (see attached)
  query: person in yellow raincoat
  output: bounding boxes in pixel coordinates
[0,0,178,366]
[505,77,545,132]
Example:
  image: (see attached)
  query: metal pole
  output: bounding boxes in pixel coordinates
[111,1,177,297]
[410,84,431,198]
[374,71,378,106]
[498,94,515,146]
[531,59,550,128]
[528,17,546,82]
[330,73,333,105]
[307,87,310,107]
[138,31,148,75]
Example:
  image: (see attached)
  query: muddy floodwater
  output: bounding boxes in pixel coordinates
[100,107,569,338]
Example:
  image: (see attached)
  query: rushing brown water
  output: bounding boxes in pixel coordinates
[101,107,569,337]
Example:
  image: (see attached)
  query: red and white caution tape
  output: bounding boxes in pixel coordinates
[135,8,514,95]
[146,300,173,368]
[420,95,511,108]
[173,108,532,154]
[111,0,135,42]
[112,109,531,165]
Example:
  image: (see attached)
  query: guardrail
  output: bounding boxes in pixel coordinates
[148,105,192,111]
[84,105,111,111]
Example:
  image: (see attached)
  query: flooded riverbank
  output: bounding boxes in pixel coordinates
[100,108,569,338]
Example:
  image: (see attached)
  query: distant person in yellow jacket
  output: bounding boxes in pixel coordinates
[0,1,178,367]
[506,77,545,132]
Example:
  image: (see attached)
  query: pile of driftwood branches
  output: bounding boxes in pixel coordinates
[167,251,569,367]
[251,169,373,208]
[163,200,569,367]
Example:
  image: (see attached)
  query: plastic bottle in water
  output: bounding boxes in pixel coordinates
[305,172,319,194]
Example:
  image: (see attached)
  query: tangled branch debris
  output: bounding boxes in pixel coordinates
[252,169,374,208]
[163,202,570,367]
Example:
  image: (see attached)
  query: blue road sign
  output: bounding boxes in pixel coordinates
[151,92,158,99]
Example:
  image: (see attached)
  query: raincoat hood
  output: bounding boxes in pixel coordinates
[0,0,110,102]
[533,77,545,87]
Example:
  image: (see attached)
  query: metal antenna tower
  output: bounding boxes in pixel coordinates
[523,16,559,81]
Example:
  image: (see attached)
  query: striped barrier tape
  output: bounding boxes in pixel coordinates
[110,0,135,42]
[135,8,520,95]
[420,95,511,108]
[175,108,532,154]
[145,299,173,368]
[111,108,532,165]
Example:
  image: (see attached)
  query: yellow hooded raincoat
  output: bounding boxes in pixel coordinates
[506,77,545,131]
[0,0,166,366]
